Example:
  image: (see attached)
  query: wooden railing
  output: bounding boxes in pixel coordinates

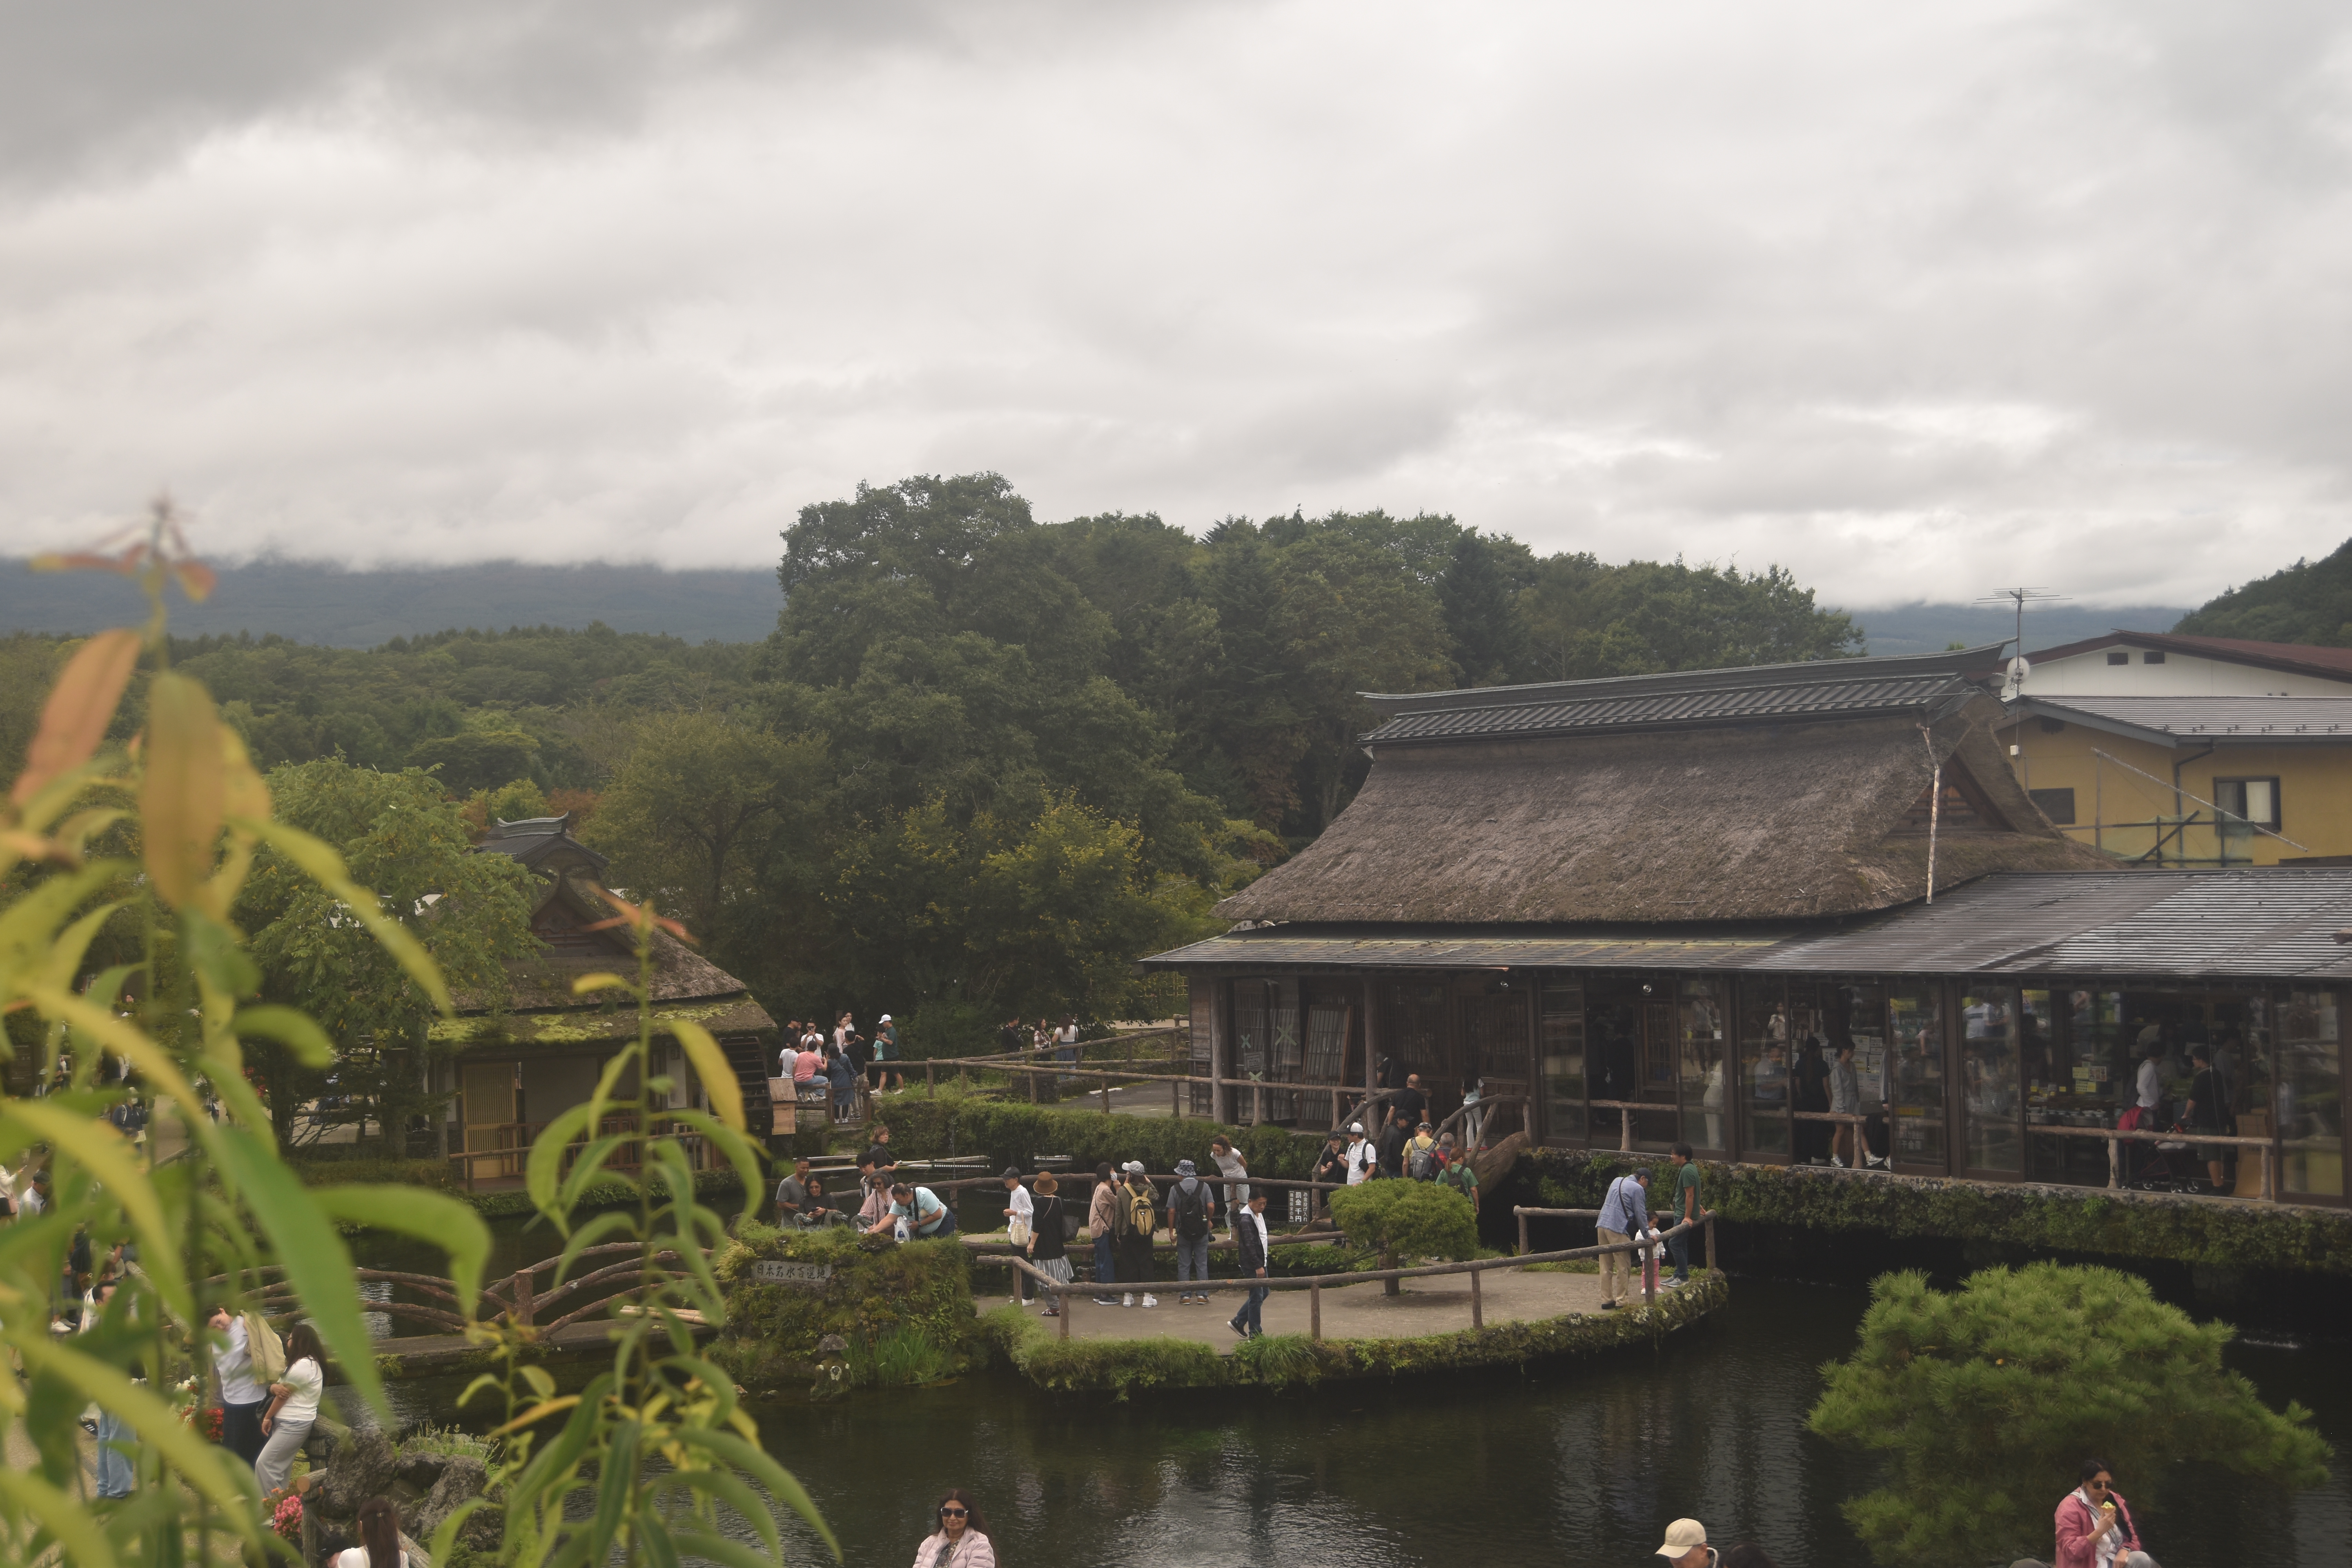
[1583,1099,2291,1200]
[993,1213,1716,1342]
[214,1243,715,1339]
[448,1114,708,1191]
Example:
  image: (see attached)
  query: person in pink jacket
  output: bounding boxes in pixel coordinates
[2054,1459,2155,1568]
[912,1489,996,1568]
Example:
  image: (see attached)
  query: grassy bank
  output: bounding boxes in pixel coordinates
[1519,1149,2352,1277]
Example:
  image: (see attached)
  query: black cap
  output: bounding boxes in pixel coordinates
[1001,1165,1022,1178]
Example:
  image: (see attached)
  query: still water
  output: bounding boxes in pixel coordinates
[351,1238,2352,1568]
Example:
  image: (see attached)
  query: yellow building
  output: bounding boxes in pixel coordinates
[1999,631,2352,866]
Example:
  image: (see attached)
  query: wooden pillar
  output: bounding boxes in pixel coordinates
[1704,1212,1716,1273]
[512,1269,535,1327]
[1309,1279,1321,1341]
[1517,1210,1529,1257]
[1470,1263,1483,1330]
[1362,976,1381,1118]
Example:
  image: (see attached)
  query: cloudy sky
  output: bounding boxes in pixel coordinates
[2,0,2348,607]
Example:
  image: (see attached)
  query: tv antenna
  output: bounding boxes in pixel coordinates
[1976,587,2068,701]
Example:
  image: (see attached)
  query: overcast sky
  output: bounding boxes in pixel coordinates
[1,1,2347,608]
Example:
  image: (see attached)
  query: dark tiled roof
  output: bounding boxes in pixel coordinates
[1363,672,1975,746]
[2013,695,2352,744]
[1361,644,2004,719]
[1152,869,2352,981]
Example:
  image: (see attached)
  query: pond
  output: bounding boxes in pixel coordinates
[347,1221,2352,1566]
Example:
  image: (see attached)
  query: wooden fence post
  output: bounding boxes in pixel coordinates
[1470,1263,1483,1330]
[1704,1213,1716,1274]
[1517,1210,1528,1257]
[1101,1073,1111,1115]
[1621,1106,1632,1152]
[1309,1279,1321,1342]
[512,1268,534,1327]
[1172,1078,1181,1120]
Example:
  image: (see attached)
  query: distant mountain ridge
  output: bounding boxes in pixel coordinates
[0,554,2194,656]
[0,557,784,646]
[2174,537,2352,646]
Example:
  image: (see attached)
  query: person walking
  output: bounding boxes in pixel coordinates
[1227,1190,1272,1339]
[1027,1173,1073,1316]
[1002,1167,1034,1306]
[826,1041,858,1125]
[1087,1162,1121,1306]
[1117,1162,1159,1308]
[1166,1159,1218,1304]
[1828,1042,1862,1167]
[207,1303,270,1466]
[2055,1459,2155,1568]
[875,1014,902,1093]
[1343,1123,1379,1185]
[1664,1143,1707,1288]
[1055,1016,1080,1075]
[1386,1071,1428,1135]
[254,1321,326,1495]
[1405,1120,1440,1180]
[912,1489,996,1568]
[1209,1135,1251,1234]
[1596,1166,1651,1310]
[85,1276,138,1499]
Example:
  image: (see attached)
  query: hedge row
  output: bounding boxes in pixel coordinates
[1519,1149,2352,1277]
[869,1085,1325,1182]
[969,1270,1729,1397]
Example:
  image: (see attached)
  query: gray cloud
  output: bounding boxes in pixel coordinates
[1,0,2349,610]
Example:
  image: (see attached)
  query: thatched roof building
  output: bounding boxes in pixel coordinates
[1216,646,2109,926]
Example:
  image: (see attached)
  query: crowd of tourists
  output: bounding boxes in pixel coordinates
[779,1011,902,1123]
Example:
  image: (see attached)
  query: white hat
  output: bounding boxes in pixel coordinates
[1124,1160,1145,1174]
[1654,1519,1708,1557]
[1349,1122,1365,1134]
[879,1014,892,1023]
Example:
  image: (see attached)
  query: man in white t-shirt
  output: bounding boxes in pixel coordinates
[1343,1123,1378,1185]
[207,1305,270,1464]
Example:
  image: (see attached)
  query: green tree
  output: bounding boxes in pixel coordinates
[584,712,823,946]
[1327,1180,1479,1295]
[1808,1263,2330,1568]
[236,759,539,1146]
[2174,536,2352,645]
[1519,554,1863,681]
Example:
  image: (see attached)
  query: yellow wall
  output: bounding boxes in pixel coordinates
[1997,716,2352,864]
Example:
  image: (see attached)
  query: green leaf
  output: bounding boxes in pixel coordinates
[15,1338,254,1522]
[1,1099,191,1327]
[666,1018,744,1132]
[552,1210,638,1292]
[646,1465,779,1558]
[665,1107,767,1226]
[312,1184,490,1316]
[0,1467,122,1568]
[672,1425,839,1562]
[670,1528,783,1568]
[238,816,454,1014]
[22,984,207,1125]
[232,1004,336,1068]
[588,1418,641,1561]
[525,1102,599,1224]
[208,1125,390,1421]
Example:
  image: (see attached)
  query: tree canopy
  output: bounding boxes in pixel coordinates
[2174,536,2352,645]
[1808,1262,2330,1568]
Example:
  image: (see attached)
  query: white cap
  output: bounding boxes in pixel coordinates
[1654,1520,1708,1557]
[1349,1122,1365,1134]
[879,1014,892,1023]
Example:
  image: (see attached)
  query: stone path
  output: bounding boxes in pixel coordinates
[981,1264,1640,1352]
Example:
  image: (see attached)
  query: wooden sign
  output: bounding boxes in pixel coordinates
[751,1260,833,1287]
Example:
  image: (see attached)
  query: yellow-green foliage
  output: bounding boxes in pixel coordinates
[1327,1180,1479,1262]
[714,1226,975,1377]
[1809,1263,2331,1568]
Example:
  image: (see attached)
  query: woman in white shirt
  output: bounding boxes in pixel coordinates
[207,1305,271,1464]
[255,1322,326,1494]
[330,1495,407,1568]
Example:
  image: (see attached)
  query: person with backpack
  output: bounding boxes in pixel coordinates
[1115,1162,1158,1308]
[1434,1134,1479,1212]
[1342,1123,1379,1185]
[1165,1159,1219,1304]
[1405,1120,1440,1180]
[1087,1162,1122,1307]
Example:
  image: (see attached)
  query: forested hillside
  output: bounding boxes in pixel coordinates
[2,473,1862,1047]
[2174,537,2352,645]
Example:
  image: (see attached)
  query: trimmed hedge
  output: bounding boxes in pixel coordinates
[708,1225,974,1392]
[871,1085,1322,1181]
[295,1155,749,1222]
[1519,1149,2352,1277]
[972,1271,1729,1396]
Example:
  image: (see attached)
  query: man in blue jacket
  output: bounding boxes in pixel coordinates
[1596,1166,1650,1311]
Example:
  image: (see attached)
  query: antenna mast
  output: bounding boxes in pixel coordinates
[1976,587,2069,701]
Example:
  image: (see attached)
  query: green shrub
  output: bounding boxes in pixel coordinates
[1229,1332,1321,1387]
[397,1425,500,1462]
[850,1324,955,1387]
[1328,1181,1478,1294]
[1808,1263,2331,1567]
[716,1227,973,1373]
[874,1085,1319,1181]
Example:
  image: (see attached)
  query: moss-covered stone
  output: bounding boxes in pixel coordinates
[708,1225,974,1390]
[971,1272,1728,1396]
[1516,1149,2352,1277]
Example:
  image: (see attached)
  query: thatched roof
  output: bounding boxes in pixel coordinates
[1216,693,2113,926]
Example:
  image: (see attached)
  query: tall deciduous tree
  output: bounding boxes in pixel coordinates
[1808,1263,2329,1568]
[236,760,538,1146]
